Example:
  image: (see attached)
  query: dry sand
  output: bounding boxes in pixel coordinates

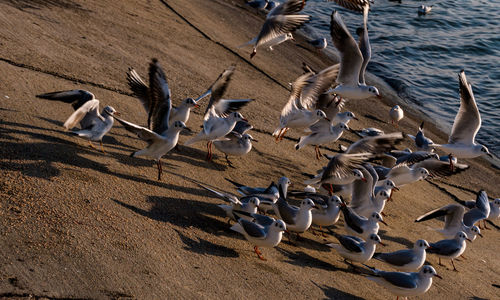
[0,0,499,299]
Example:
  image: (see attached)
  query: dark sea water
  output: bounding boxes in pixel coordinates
[300,0,499,155]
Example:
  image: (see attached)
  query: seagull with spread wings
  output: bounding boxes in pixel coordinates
[433,70,492,160]
[114,59,189,181]
[245,0,310,59]
[184,66,252,161]
[36,89,119,153]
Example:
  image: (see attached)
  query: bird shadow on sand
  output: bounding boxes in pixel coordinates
[364,114,387,124]
[3,0,88,12]
[310,280,365,300]
[111,195,236,238]
[276,247,360,275]
[174,229,239,258]
[378,229,414,248]
[281,234,332,252]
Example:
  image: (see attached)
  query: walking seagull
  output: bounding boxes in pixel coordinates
[36,89,119,153]
[115,59,189,180]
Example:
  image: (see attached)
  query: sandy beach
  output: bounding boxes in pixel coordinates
[0,0,499,299]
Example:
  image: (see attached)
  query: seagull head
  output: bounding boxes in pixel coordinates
[301,198,318,210]
[415,239,430,250]
[421,265,442,279]
[184,97,199,108]
[271,219,286,233]
[314,109,329,121]
[353,169,366,182]
[368,234,384,246]
[365,85,381,98]
[103,106,119,116]
[371,212,387,226]
[329,195,342,206]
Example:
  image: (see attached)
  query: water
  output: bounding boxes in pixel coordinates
[301,0,499,155]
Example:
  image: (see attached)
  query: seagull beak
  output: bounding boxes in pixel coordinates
[380,220,388,226]
[377,94,382,99]
[466,238,473,242]
[435,274,443,279]
[353,117,359,121]
[242,118,248,122]
[324,117,331,122]
[393,187,400,191]
[478,233,484,238]
[252,139,258,142]
[183,127,193,133]
[113,111,121,116]
[194,104,200,108]
[379,241,386,247]
[361,177,367,182]
[487,153,493,158]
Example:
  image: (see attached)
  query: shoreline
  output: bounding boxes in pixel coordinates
[0,0,499,299]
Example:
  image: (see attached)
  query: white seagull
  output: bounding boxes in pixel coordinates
[115,59,189,180]
[327,232,383,264]
[231,211,286,260]
[389,105,404,127]
[329,11,380,100]
[36,89,119,153]
[340,200,387,240]
[364,265,441,298]
[373,239,430,272]
[407,121,435,151]
[245,0,309,58]
[213,121,256,167]
[433,70,492,159]
[426,231,470,271]
[184,66,252,161]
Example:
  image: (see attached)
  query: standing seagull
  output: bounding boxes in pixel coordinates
[307,37,327,51]
[389,105,404,127]
[115,59,188,180]
[245,0,310,59]
[426,231,470,271]
[364,265,442,298]
[231,211,286,260]
[433,70,492,159]
[184,66,252,161]
[36,89,119,153]
[213,121,256,167]
[329,11,380,100]
[327,232,383,264]
[373,239,430,272]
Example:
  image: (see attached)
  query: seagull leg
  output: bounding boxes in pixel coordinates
[254,246,266,261]
[460,254,467,260]
[88,140,97,150]
[225,154,235,168]
[448,154,454,172]
[157,160,163,181]
[438,258,444,266]
[451,259,458,272]
[320,226,327,238]
[99,141,107,154]
[206,141,212,161]
[280,128,289,141]
[484,220,490,230]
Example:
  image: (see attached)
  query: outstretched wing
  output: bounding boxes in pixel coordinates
[202,65,236,118]
[114,116,163,146]
[63,99,101,130]
[327,0,371,13]
[126,67,150,113]
[448,70,481,145]
[148,59,172,135]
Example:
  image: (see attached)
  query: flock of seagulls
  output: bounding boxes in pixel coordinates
[32,0,498,298]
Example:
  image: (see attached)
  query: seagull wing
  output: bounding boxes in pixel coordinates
[63,99,101,130]
[448,70,481,145]
[126,67,150,113]
[321,153,371,183]
[114,116,163,146]
[202,65,236,119]
[327,0,371,13]
[346,132,405,154]
[300,64,340,110]
[36,89,95,110]
[147,59,172,135]
[330,11,363,86]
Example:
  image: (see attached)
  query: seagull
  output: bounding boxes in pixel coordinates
[311,195,342,230]
[426,231,470,271]
[340,200,387,240]
[273,197,317,235]
[213,121,256,167]
[418,5,432,15]
[307,37,327,51]
[364,265,442,298]
[115,59,189,180]
[331,111,358,125]
[327,232,383,264]
[345,132,405,154]
[196,183,260,222]
[415,202,484,241]
[225,177,279,200]
[184,66,252,161]
[295,122,351,159]
[244,0,309,58]
[36,89,119,153]
[389,105,404,127]
[373,165,430,187]
[238,32,295,52]
[373,239,430,272]
[407,121,435,151]
[231,211,286,260]
[126,65,203,127]
[485,198,500,227]
[272,72,330,141]
[329,11,380,100]
[433,70,492,159]
[349,164,392,218]
[303,153,370,194]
